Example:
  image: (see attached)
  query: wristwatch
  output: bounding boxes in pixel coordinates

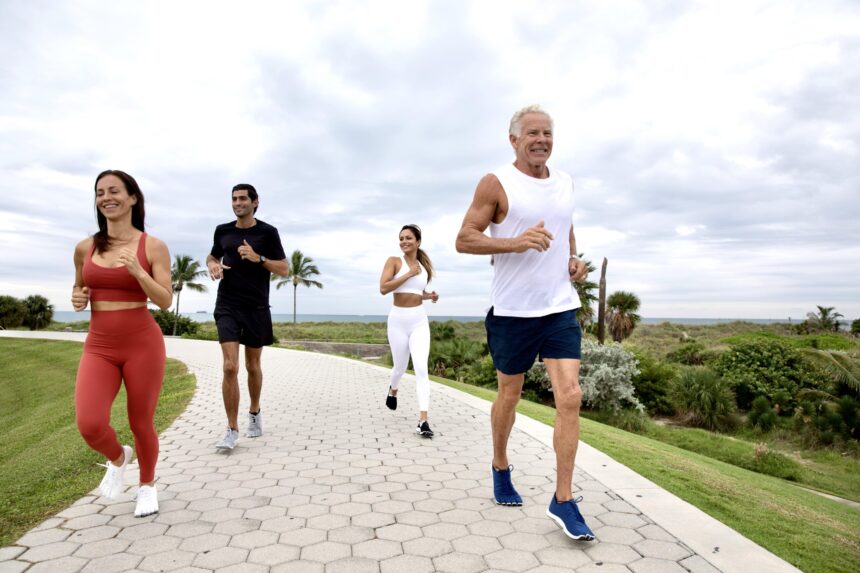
[259,255,267,264]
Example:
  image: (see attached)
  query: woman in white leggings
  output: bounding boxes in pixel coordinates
[379,224,439,436]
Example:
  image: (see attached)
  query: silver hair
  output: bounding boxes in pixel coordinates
[509,104,553,137]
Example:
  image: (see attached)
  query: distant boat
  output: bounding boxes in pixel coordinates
[195,310,208,313]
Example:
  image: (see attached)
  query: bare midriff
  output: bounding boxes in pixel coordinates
[393,293,423,308]
[91,301,148,311]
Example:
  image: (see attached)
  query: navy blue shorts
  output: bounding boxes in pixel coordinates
[214,304,274,348]
[485,308,581,375]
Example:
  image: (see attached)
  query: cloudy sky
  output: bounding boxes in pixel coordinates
[1,0,858,320]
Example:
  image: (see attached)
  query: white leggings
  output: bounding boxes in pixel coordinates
[387,305,431,412]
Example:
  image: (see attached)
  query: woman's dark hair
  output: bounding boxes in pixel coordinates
[401,224,433,282]
[93,170,146,254]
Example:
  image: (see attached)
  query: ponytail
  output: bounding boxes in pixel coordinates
[417,248,433,282]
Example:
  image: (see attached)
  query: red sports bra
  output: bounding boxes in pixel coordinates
[83,233,151,302]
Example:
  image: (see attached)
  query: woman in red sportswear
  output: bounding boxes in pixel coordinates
[72,170,172,517]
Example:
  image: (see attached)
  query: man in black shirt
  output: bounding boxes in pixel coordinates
[207,183,289,450]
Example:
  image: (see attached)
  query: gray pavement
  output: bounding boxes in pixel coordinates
[0,332,801,573]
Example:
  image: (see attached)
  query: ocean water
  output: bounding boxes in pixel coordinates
[51,310,789,326]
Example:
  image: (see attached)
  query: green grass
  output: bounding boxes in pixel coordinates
[427,373,860,573]
[0,338,196,547]
[721,331,860,351]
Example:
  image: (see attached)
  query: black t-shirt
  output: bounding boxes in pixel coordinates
[210,219,286,309]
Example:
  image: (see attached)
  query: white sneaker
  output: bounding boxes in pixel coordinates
[216,428,239,450]
[246,411,262,438]
[134,485,159,517]
[98,445,133,499]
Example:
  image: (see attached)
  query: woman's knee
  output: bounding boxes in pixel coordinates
[76,416,109,443]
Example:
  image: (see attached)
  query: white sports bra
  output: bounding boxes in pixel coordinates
[392,256,428,295]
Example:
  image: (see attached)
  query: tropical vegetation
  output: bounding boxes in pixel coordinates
[605,290,641,342]
[273,250,323,331]
[0,294,54,330]
[170,254,208,335]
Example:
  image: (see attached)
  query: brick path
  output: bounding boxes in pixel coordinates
[0,332,800,573]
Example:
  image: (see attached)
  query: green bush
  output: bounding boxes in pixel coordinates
[631,351,677,415]
[665,341,716,365]
[150,309,200,337]
[752,443,801,481]
[669,367,738,432]
[749,396,777,432]
[852,319,860,337]
[463,354,498,389]
[579,340,643,413]
[714,338,826,409]
[428,337,484,380]
[0,296,26,329]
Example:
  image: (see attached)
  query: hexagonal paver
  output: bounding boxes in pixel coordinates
[432,551,487,573]
[484,548,540,571]
[28,556,88,573]
[277,527,325,549]
[381,553,435,573]
[535,546,593,569]
[629,557,689,572]
[326,557,379,573]
[230,529,279,549]
[18,542,78,562]
[328,525,375,544]
[137,549,196,572]
[592,525,645,544]
[80,553,143,573]
[192,546,249,569]
[451,534,503,556]
[585,542,641,564]
[300,541,350,563]
[403,536,453,558]
[633,539,692,561]
[247,543,301,566]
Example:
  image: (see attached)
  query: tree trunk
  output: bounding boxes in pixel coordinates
[597,258,607,345]
[293,284,297,339]
[172,289,182,336]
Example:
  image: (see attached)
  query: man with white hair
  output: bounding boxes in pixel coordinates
[456,105,594,540]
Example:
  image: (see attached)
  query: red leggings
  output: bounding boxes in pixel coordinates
[75,308,165,483]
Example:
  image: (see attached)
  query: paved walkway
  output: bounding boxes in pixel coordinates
[0,332,801,573]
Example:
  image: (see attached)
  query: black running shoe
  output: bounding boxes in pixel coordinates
[386,387,397,410]
[416,420,434,437]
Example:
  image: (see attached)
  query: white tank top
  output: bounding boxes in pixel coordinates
[392,256,428,295]
[489,163,580,317]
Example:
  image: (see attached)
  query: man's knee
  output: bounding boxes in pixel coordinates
[223,358,239,378]
[555,385,583,413]
[246,360,262,377]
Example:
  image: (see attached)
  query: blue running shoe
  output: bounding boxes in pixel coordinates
[547,494,595,540]
[492,465,523,506]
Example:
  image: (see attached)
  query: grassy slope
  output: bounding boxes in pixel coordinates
[429,374,860,573]
[0,338,196,547]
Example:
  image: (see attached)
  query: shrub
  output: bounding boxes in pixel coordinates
[463,354,498,389]
[150,309,199,337]
[0,295,27,329]
[665,341,715,365]
[752,443,801,481]
[714,338,826,409]
[428,337,484,380]
[631,351,677,416]
[749,396,777,432]
[852,319,860,337]
[669,367,738,432]
[579,340,643,413]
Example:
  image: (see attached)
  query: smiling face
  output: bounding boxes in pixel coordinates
[510,112,553,171]
[95,174,138,221]
[232,189,258,218]
[399,228,420,254]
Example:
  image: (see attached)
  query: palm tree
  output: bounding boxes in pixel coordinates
[273,250,323,336]
[806,305,844,332]
[571,252,598,329]
[171,255,208,336]
[23,295,54,330]
[606,290,641,342]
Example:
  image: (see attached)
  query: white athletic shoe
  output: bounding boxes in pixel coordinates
[98,444,133,499]
[216,428,239,450]
[246,411,262,438]
[134,485,159,517]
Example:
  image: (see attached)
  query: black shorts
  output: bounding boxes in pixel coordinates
[485,307,581,375]
[214,304,274,348]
